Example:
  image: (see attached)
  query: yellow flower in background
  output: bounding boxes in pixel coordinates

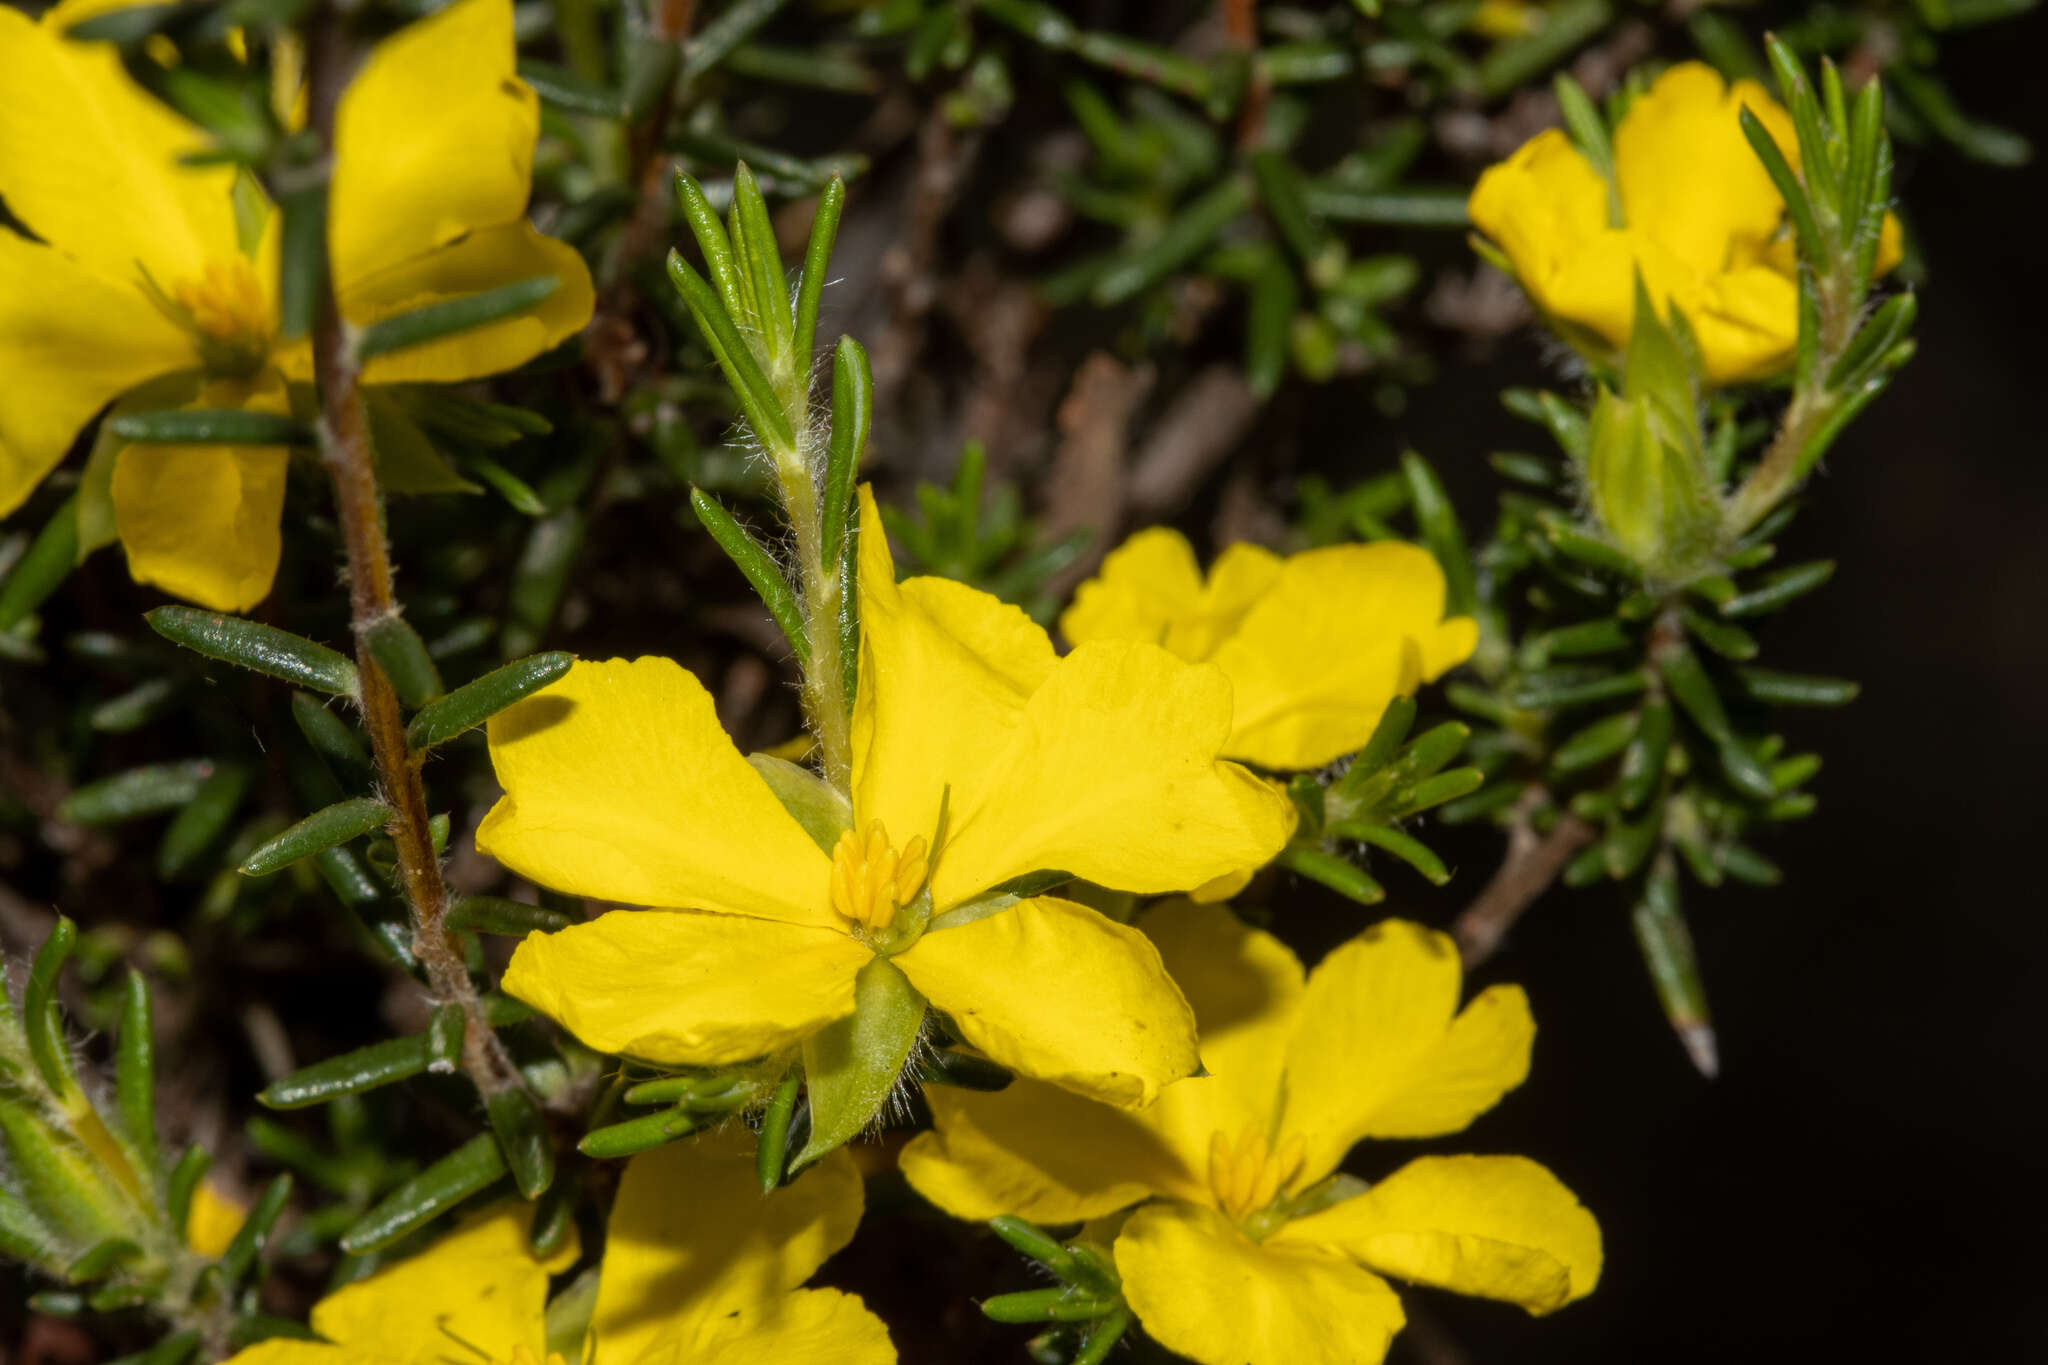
[222,1130,893,1365]
[183,1179,247,1259]
[901,904,1601,1365]
[1060,528,1477,771]
[0,0,593,610]
[484,488,1293,1110]
[1469,62,1903,385]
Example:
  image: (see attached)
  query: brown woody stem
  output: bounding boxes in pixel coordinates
[1453,794,1595,969]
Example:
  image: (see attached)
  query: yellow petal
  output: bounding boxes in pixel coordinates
[1279,1155,1602,1313]
[900,1081,1197,1224]
[1676,260,1802,386]
[184,1179,246,1259]
[851,485,1056,864]
[1614,66,1793,282]
[501,909,870,1067]
[1061,529,1284,663]
[1114,1202,1406,1365]
[1469,128,1630,341]
[896,896,1198,1108]
[340,223,593,385]
[214,1344,343,1365]
[591,1127,866,1363]
[929,639,1295,906]
[1210,542,1478,769]
[0,230,192,516]
[1279,920,1532,1180]
[0,5,235,286]
[684,1288,897,1365]
[110,379,289,611]
[328,0,539,287]
[310,1200,564,1362]
[478,656,835,927]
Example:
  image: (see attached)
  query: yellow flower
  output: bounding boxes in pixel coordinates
[484,488,1294,1112]
[1469,62,1903,386]
[900,903,1602,1365]
[0,0,594,610]
[1060,528,1477,771]
[183,1178,247,1259]
[222,1129,894,1365]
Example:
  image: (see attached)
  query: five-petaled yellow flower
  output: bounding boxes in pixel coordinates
[0,0,593,610]
[1469,62,1902,385]
[901,903,1601,1365]
[224,1129,893,1365]
[484,488,1294,1112]
[1061,528,1477,771]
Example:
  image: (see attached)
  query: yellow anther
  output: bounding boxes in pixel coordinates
[499,1347,567,1365]
[1207,1124,1307,1224]
[829,820,928,932]
[173,257,272,348]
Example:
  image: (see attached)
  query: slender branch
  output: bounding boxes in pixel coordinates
[774,447,852,792]
[304,10,523,1098]
[1453,793,1594,969]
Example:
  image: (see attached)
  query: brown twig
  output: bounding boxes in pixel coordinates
[1453,792,1595,969]
[304,10,523,1099]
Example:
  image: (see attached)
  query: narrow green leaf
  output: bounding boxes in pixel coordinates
[1763,36,1838,218]
[292,692,372,783]
[1528,616,1631,663]
[486,1088,555,1199]
[989,1216,1075,1272]
[426,1003,465,1075]
[1681,607,1760,661]
[1276,846,1384,904]
[363,616,443,707]
[156,762,251,879]
[1475,0,1610,96]
[690,490,808,663]
[241,799,393,878]
[91,677,180,734]
[1716,736,1778,801]
[406,651,573,752]
[1092,176,1253,305]
[1739,106,1824,264]
[1615,700,1672,810]
[1553,74,1619,221]
[794,957,926,1170]
[444,897,574,936]
[1400,451,1477,616]
[665,250,797,454]
[672,173,750,329]
[66,1238,143,1282]
[339,1133,507,1254]
[215,1174,291,1285]
[792,176,846,371]
[258,1035,431,1109]
[1351,696,1416,776]
[146,606,358,696]
[821,336,872,564]
[680,0,791,83]
[730,163,793,362]
[1385,767,1486,819]
[1734,668,1860,707]
[1720,560,1836,618]
[747,753,853,855]
[167,1147,209,1240]
[60,759,218,825]
[516,58,623,116]
[1632,856,1716,1076]
[355,278,560,363]
[1826,292,1916,391]
[755,1067,802,1191]
[580,1105,705,1159]
[25,919,79,1098]
[138,1330,204,1365]
[981,1287,1118,1324]
[1074,1308,1136,1365]
[1549,710,1637,776]
[1330,821,1451,885]
[115,973,157,1174]
[0,494,78,633]
[1505,668,1650,710]
[108,409,311,445]
[275,182,326,340]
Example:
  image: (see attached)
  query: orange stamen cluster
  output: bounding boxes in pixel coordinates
[1207,1124,1307,1224]
[829,820,929,933]
[173,257,272,349]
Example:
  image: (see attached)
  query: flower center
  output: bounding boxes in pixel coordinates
[499,1348,566,1365]
[830,820,929,935]
[1207,1124,1307,1226]
[171,257,273,378]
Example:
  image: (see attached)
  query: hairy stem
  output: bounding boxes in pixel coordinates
[1723,265,1863,537]
[773,446,851,792]
[1453,793,1595,969]
[305,11,523,1099]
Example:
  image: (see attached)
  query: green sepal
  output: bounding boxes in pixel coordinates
[793,957,926,1171]
[258,1035,432,1109]
[405,651,573,751]
[544,1268,602,1363]
[747,753,854,854]
[355,278,560,364]
[146,607,358,697]
[240,799,393,877]
[486,1088,555,1199]
[338,1132,507,1254]
[755,1068,802,1191]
